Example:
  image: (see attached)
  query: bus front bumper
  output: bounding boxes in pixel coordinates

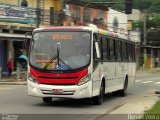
[27,80,92,99]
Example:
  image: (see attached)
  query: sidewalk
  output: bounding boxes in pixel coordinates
[0,74,27,85]
[136,68,160,76]
[109,95,160,114]
[96,95,160,120]
[0,80,27,85]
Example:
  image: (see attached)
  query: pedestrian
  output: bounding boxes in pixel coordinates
[155,57,159,67]
[7,58,13,77]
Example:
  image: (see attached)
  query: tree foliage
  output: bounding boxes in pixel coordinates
[83,0,160,13]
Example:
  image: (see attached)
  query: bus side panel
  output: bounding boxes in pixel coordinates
[104,62,125,93]
[103,62,116,93]
[127,62,136,87]
[91,64,103,97]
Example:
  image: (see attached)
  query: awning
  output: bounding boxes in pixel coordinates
[0,33,31,41]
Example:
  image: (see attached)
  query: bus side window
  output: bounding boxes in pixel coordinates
[110,37,116,60]
[113,39,117,60]
[128,43,132,61]
[122,41,127,61]
[126,42,128,61]
[132,43,135,61]
[93,33,98,42]
[107,37,111,60]
[133,44,136,61]
[101,36,108,61]
[115,40,122,61]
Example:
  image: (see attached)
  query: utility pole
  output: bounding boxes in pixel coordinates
[143,13,147,68]
[50,7,54,26]
[143,13,147,45]
[36,0,41,28]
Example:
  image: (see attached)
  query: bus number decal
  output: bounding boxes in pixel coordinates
[52,34,73,40]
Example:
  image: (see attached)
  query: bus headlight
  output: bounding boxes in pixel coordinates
[78,74,91,86]
[28,73,38,84]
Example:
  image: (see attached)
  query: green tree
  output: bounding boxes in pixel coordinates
[132,14,160,30]
[132,14,160,45]
[83,0,160,13]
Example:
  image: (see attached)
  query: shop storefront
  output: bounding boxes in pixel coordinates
[0,33,27,75]
[0,40,8,75]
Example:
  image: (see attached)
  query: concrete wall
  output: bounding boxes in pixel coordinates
[64,3,108,29]
[107,8,128,34]
[128,9,141,21]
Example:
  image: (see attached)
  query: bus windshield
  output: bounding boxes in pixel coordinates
[29,31,91,71]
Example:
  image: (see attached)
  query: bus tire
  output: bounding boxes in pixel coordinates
[113,77,128,97]
[42,97,52,103]
[119,77,128,97]
[93,81,105,105]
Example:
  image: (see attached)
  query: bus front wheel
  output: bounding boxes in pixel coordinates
[42,97,52,103]
[92,81,105,105]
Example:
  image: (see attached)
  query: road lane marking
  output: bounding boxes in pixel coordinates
[136,77,160,81]
[155,82,160,84]
[135,80,143,82]
[0,88,12,91]
[141,81,153,84]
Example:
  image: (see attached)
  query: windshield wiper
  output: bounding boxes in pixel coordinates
[56,42,72,70]
[58,58,72,70]
[42,42,61,70]
[42,42,72,70]
[42,55,57,70]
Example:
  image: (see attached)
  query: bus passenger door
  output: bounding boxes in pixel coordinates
[92,35,102,97]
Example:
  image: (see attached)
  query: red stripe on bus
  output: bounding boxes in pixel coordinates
[30,67,88,85]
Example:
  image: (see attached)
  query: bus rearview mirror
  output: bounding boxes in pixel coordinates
[95,42,101,59]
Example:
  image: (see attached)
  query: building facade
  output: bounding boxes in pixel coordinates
[107,8,128,35]
[64,0,108,29]
[0,0,61,10]
[0,0,62,75]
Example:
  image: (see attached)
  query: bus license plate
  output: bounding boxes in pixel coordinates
[52,89,63,94]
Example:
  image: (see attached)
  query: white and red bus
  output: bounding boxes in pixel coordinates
[28,24,136,105]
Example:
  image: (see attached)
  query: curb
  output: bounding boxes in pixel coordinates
[0,82,27,85]
[136,72,160,76]
[136,71,160,74]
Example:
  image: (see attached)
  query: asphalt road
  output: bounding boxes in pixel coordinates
[0,74,160,120]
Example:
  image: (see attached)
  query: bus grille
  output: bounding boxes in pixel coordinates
[38,76,78,79]
[41,83,76,85]
[41,89,75,95]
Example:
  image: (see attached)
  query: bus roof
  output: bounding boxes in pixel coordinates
[34,24,128,40]
[34,26,93,31]
[98,28,128,40]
